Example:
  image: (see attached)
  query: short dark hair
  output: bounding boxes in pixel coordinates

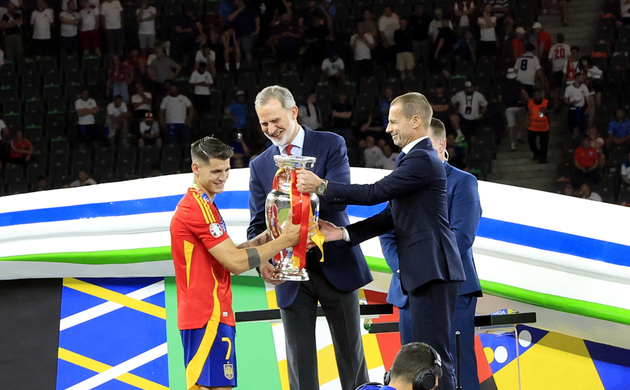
[389,342,442,384]
[191,136,234,164]
[571,45,580,52]
[557,33,565,43]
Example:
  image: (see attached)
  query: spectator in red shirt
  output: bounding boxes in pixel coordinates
[533,22,552,61]
[511,26,525,60]
[573,135,600,188]
[8,130,34,166]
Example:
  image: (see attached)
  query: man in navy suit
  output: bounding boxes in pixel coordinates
[247,85,372,390]
[381,118,482,389]
[297,92,465,390]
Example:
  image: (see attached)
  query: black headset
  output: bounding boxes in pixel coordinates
[383,346,442,390]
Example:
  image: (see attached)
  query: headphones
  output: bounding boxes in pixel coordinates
[383,346,442,390]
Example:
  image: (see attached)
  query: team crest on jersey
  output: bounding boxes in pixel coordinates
[224,363,234,380]
[209,223,224,238]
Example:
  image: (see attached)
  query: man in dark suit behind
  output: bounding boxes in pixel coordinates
[247,85,372,390]
[296,92,465,390]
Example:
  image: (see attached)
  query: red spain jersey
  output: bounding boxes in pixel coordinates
[170,186,234,330]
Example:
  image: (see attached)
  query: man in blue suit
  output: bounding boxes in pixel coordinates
[381,118,482,389]
[247,85,372,390]
[297,93,465,390]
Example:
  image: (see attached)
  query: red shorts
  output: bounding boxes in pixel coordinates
[80,30,100,50]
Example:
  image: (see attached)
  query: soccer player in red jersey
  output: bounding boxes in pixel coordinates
[170,136,300,390]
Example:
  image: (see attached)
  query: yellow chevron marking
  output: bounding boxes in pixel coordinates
[58,348,169,390]
[64,278,166,319]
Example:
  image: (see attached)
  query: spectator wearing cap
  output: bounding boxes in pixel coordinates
[159,84,194,145]
[321,50,345,84]
[532,22,552,63]
[501,68,529,150]
[189,61,213,115]
[515,43,546,98]
[138,112,162,147]
[394,16,415,80]
[225,90,248,132]
[451,81,488,141]
[511,26,525,61]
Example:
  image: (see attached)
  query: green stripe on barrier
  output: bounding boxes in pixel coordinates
[480,280,630,326]
[0,247,172,264]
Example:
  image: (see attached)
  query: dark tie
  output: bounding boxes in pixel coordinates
[285,144,294,156]
[396,151,406,164]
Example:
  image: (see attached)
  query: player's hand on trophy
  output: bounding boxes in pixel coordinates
[260,261,284,285]
[279,210,301,247]
[318,219,345,242]
[295,169,322,193]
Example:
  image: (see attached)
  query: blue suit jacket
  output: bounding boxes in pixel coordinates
[247,127,373,308]
[326,138,465,293]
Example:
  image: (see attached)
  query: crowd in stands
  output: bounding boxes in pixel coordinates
[0,0,629,205]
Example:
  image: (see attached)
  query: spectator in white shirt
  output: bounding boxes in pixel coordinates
[428,8,452,43]
[136,0,156,55]
[363,135,384,168]
[194,44,217,79]
[564,72,591,137]
[131,81,152,119]
[477,4,497,58]
[138,112,162,148]
[159,84,194,145]
[79,0,101,57]
[100,0,124,57]
[350,23,375,80]
[378,4,399,64]
[321,50,345,83]
[30,0,54,58]
[105,95,130,146]
[189,61,213,115]
[75,88,102,146]
[451,81,488,141]
[59,0,80,55]
[376,144,398,170]
[71,170,97,187]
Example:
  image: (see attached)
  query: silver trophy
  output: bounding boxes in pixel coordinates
[264,155,319,281]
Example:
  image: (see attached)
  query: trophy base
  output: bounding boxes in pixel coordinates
[271,268,310,282]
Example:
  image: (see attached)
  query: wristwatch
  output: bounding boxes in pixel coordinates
[316,179,329,196]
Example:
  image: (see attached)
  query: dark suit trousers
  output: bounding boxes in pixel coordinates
[279,264,369,390]
[408,280,461,390]
[449,294,479,390]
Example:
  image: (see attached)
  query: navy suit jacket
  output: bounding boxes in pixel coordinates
[444,162,482,296]
[247,127,373,308]
[326,138,465,293]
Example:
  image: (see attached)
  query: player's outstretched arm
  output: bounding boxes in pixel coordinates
[209,212,301,275]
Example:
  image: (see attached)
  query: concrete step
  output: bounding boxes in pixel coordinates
[490,177,555,191]
[491,161,558,174]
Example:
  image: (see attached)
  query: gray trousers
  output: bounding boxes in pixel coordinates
[279,264,369,390]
